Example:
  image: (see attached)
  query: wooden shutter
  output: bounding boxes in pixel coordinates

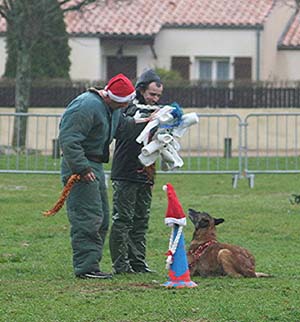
[234,57,252,81]
[106,56,137,81]
[171,56,190,80]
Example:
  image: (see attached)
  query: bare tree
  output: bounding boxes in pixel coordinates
[0,0,96,148]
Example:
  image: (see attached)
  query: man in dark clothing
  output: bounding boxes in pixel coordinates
[59,74,136,279]
[110,69,163,274]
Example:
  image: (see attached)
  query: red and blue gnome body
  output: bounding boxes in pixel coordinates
[162,183,197,288]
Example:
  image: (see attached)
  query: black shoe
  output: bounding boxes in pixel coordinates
[76,271,113,279]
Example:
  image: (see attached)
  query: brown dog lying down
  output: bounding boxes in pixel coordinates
[187,208,270,278]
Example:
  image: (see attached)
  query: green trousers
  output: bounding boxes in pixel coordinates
[63,163,109,276]
[109,180,152,273]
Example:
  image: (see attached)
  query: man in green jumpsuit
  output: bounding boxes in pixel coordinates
[110,69,163,274]
[59,74,136,279]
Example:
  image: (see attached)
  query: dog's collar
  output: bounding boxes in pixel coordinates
[188,240,216,269]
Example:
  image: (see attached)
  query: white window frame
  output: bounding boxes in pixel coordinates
[197,57,233,82]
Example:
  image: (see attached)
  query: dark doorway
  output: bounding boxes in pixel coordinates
[107,56,137,81]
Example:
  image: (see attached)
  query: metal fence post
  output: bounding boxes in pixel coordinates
[52,138,60,159]
[224,137,232,158]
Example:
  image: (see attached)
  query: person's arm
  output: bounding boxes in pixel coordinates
[115,104,159,140]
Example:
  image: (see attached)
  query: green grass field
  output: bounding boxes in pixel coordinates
[1,173,300,322]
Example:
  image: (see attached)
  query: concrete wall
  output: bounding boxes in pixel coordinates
[276,50,300,80]
[69,37,102,81]
[260,3,295,80]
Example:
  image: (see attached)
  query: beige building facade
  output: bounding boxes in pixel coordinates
[0,0,299,82]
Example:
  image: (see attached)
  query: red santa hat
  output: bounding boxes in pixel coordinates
[163,183,186,226]
[104,73,136,103]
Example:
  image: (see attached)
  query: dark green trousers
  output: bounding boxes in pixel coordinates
[63,163,109,276]
[109,180,152,273]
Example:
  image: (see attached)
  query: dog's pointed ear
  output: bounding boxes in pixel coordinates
[188,208,198,214]
[214,218,224,226]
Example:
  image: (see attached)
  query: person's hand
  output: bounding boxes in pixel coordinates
[148,108,162,121]
[134,110,150,123]
[82,171,96,182]
[134,108,160,123]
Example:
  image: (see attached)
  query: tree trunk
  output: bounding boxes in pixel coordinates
[12,46,32,149]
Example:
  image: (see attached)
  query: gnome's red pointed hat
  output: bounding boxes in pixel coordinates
[163,183,186,227]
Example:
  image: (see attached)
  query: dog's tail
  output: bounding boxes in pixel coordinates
[255,272,273,278]
[42,174,80,217]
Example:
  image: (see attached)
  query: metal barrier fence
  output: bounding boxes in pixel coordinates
[1,112,300,187]
[0,113,61,174]
[244,113,300,175]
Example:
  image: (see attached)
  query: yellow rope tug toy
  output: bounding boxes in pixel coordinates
[43,174,81,217]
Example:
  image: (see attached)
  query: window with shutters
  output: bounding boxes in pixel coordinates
[234,57,252,81]
[171,56,190,80]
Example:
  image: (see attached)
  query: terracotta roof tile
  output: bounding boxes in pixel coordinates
[1,0,299,48]
[280,10,300,48]
[65,0,275,36]
[166,0,273,27]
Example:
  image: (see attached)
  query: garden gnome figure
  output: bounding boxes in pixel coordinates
[162,183,197,288]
